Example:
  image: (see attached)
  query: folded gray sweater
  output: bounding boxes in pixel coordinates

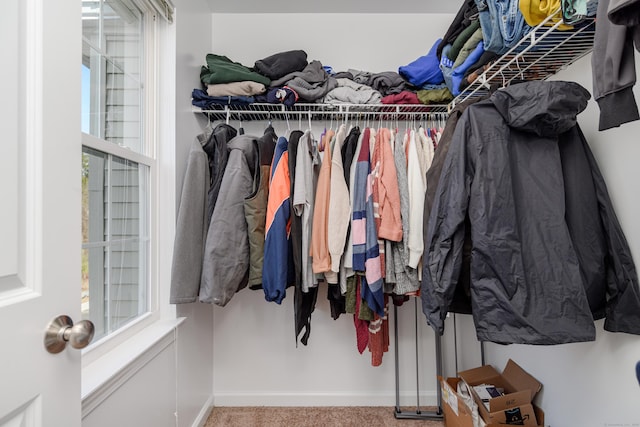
[321,78,382,104]
[271,60,338,101]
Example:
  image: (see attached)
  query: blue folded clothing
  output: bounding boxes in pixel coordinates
[191,89,254,108]
[451,41,485,96]
[440,41,485,97]
[399,39,445,87]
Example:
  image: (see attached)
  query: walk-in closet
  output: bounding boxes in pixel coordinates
[171,1,640,426]
[3,1,638,427]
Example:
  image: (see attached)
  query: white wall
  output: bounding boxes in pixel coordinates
[207,12,485,407]
[482,55,640,427]
[173,0,216,425]
[82,340,177,427]
[211,13,455,74]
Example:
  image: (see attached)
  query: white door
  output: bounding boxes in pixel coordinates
[0,0,82,426]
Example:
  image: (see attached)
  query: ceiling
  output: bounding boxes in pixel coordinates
[206,0,464,14]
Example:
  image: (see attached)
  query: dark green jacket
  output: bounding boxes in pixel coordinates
[200,54,271,86]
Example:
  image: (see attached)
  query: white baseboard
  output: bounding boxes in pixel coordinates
[191,394,214,427]
[211,391,437,407]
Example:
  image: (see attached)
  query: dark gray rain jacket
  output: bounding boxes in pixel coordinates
[422,80,640,345]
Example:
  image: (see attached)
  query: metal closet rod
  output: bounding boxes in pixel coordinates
[217,109,447,117]
[199,106,450,126]
[197,102,449,115]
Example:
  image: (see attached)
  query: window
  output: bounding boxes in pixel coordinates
[81,0,156,344]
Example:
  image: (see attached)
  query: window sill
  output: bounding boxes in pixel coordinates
[81,317,185,419]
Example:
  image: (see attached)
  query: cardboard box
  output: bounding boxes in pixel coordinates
[439,359,545,427]
[440,377,475,427]
[458,359,543,426]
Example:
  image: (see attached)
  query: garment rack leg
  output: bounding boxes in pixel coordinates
[393,301,443,420]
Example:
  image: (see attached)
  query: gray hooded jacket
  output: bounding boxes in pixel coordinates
[422,80,640,345]
[200,134,258,306]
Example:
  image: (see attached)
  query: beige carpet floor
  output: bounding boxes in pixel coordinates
[204,406,445,427]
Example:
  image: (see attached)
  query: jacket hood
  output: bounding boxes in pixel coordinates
[490,81,590,137]
[228,134,258,171]
[202,123,237,157]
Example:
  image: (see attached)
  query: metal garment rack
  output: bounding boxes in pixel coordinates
[392,299,444,420]
[196,102,451,421]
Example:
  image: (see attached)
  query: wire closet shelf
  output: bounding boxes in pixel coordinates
[195,8,595,120]
[451,7,596,106]
[193,102,450,123]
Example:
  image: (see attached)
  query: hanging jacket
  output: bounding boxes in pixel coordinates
[292,131,320,345]
[170,134,210,304]
[390,130,420,296]
[406,130,426,269]
[591,0,640,130]
[343,128,365,275]
[376,128,403,243]
[263,136,292,304]
[352,129,372,272]
[202,124,237,226]
[423,97,487,314]
[244,126,278,289]
[328,125,351,279]
[363,162,385,317]
[422,80,640,344]
[200,134,258,306]
[310,129,336,278]
[288,131,305,291]
[293,131,321,292]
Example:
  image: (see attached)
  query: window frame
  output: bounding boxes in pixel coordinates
[80,0,162,367]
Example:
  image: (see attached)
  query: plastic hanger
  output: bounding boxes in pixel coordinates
[238,115,244,135]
